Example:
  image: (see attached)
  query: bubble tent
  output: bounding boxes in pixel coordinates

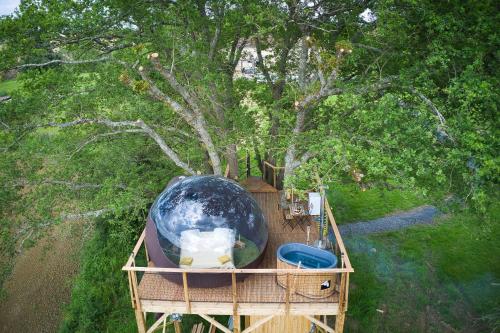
[145,175,269,287]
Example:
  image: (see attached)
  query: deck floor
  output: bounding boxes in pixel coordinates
[138,178,339,310]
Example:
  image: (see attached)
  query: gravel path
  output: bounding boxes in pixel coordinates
[339,205,440,237]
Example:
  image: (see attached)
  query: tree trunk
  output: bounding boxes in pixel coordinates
[203,150,214,174]
[225,144,239,179]
[283,107,307,180]
[193,118,222,175]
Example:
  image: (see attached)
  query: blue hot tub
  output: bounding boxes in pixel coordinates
[277,243,337,268]
[276,243,338,298]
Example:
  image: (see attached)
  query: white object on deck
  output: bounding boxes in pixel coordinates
[308,192,321,216]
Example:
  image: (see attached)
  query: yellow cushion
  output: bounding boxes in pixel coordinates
[218,255,231,265]
[179,257,193,266]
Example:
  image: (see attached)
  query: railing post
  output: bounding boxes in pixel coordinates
[272,166,277,188]
[232,272,240,333]
[130,260,146,333]
[335,271,348,333]
[182,272,191,313]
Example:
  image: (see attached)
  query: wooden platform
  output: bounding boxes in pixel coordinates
[137,179,340,315]
[240,176,278,193]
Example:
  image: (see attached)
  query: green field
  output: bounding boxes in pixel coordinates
[0,79,20,95]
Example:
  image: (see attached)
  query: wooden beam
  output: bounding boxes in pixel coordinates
[174,320,181,333]
[304,315,335,333]
[140,299,339,315]
[147,313,169,333]
[182,272,191,313]
[345,273,350,311]
[127,271,135,307]
[241,315,276,333]
[124,229,146,268]
[162,315,167,333]
[285,273,290,314]
[198,314,232,333]
[335,271,347,333]
[325,198,353,271]
[232,272,240,333]
[124,266,352,274]
[130,267,146,333]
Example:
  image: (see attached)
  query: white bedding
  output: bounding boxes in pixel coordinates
[179,228,235,268]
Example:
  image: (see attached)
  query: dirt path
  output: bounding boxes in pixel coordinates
[0,222,85,333]
[338,205,440,236]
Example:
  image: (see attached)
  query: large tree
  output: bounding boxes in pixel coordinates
[1,0,498,208]
[1,0,261,178]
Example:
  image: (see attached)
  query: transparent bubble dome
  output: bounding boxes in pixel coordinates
[149,175,268,268]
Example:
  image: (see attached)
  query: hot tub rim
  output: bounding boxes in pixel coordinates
[277,242,338,269]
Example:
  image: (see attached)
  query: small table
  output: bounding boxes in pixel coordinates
[286,202,311,231]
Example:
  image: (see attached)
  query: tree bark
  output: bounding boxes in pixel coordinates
[225,144,239,179]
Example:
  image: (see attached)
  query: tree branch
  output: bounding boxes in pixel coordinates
[71,129,146,157]
[10,179,127,190]
[255,37,274,87]
[208,23,221,60]
[61,208,111,221]
[149,56,204,116]
[15,56,111,69]
[139,54,222,175]
[410,87,454,142]
[43,118,196,175]
[410,87,446,126]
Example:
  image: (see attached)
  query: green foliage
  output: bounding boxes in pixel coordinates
[59,213,143,333]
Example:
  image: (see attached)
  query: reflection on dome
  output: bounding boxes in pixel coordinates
[148,176,268,269]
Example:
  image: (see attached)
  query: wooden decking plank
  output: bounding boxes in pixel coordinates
[240,177,277,193]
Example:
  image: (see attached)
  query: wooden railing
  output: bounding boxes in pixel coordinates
[123,184,353,333]
[262,161,284,189]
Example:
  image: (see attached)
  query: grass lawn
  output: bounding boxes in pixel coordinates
[0,79,21,95]
[345,204,500,332]
[328,183,428,223]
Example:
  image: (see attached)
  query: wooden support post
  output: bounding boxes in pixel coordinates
[285,273,291,333]
[232,272,240,333]
[130,269,146,333]
[127,271,135,306]
[174,320,182,333]
[162,315,167,333]
[144,244,150,263]
[246,151,251,177]
[182,272,191,313]
[345,272,350,311]
[335,272,347,333]
[285,273,290,314]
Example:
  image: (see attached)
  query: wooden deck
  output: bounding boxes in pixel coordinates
[124,172,353,333]
[136,179,340,315]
